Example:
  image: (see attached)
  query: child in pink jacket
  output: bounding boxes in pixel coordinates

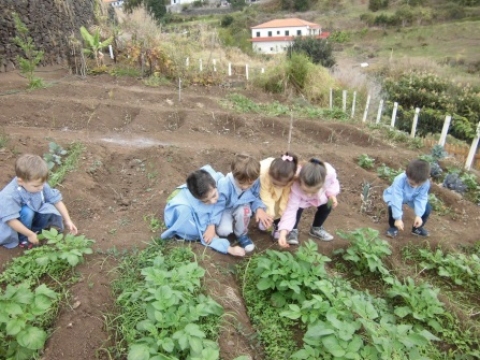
[277,158,340,248]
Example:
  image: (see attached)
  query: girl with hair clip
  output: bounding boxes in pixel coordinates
[277,158,340,248]
[258,152,299,236]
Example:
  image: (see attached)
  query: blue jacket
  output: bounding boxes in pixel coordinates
[0,177,62,248]
[383,172,430,220]
[211,173,266,225]
[161,165,224,241]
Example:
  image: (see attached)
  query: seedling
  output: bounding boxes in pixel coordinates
[358,154,375,169]
[43,142,68,170]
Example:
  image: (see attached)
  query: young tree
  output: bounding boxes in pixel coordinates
[288,37,336,68]
[80,26,113,67]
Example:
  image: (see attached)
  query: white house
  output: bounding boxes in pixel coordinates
[250,18,329,55]
[103,0,124,7]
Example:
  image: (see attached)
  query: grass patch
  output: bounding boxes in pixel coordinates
[48,142,84,188]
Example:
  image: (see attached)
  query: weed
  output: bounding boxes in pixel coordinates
[143,74,171,87]
[428,193,449,215]
[143,214,161,232]
[12,13,45,89]
[357,154,375,169]
[0,130,9,149]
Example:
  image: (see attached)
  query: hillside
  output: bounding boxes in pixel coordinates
[0,68,478,359]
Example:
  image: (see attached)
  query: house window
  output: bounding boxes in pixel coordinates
[277,31,280,35]
[268,31,272,37]
[297,30,301,35]
[285,30,289,36]
[270,47,274,51]
[256,31,260,37]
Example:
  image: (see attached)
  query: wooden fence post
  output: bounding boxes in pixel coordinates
[438,115,452,146]
[362,94,371,123]
[329,88,333,110]
[342,90,347,113]
[186,57,189,68]
[245,64,249,81]
[351,91,357,119]
[465,122,480,171]
[199,59,203,72]
[390,102,398,128]
[178,78,181,102]
[376,100,384,124]
[261,68,265,74]
[410,107,420,138]
[213,59,217,72]
[228,62,232,77]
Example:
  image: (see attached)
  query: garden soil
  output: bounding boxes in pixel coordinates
[0,68,478,360]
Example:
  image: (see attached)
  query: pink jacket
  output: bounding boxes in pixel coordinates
[278,162,340,232]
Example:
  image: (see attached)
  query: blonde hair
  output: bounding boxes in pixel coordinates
[299,159,326,188]
[15,154,49,182]
[231,153,260,184]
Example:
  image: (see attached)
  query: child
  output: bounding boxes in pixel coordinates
[259,152,298,235]
[383,159,431,238]
[277,158,340,248]
[161,165,246,257]
[0,154,78,249]
[212,154,272,253]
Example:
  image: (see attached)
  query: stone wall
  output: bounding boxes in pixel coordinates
[0,0,96,72]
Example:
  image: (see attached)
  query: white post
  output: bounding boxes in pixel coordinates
[228,62,232,77]
[438,115,452,146]
[213,59,216,72]
[199,59,203,72]
[410,107,421,138]
[108,45,114,59]
[261,68,265,74]
[245,64,249,81]
[351,91,357,119]
[376,100,384,124]
[329,88,333,110]
[465,122,480,171]
[362,95,371,123]
[342,90,347,112]
[287,111,293,151]
[178,78,181,102]
[186,57,189,68]
[390,102,399,128]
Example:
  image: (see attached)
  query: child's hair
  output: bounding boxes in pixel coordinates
[269,152,298,183]
[299,158,327,188]
[231,153,260,184]
[186,169,216,200]
[15,154,49,182]
[406,159,431,184]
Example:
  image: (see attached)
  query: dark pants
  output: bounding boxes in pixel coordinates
[388,202,431,229]
[18,205,62,243]
[293,203,332,230]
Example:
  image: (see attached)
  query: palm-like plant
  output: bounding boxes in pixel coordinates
[79,26,113,67]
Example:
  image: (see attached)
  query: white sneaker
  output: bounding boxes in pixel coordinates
[309,226,334,241]
[287,229,299,245]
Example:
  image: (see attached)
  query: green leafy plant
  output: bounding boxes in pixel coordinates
[43,142,68,170]
[0,229,95,285]
[377,164,403,182]
[79,26,113,67]
[48,142,84,187]
[0,282,58,360]
[335,228,392,276]
[143,214,161,232]
[12,13,45,89]
[358,154,375,169]
[428,193,449,215]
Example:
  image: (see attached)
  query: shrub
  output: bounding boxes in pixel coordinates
[288,37,335,68]
[369,0,389,12]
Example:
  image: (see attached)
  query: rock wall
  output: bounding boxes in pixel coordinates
[0,0,96,72]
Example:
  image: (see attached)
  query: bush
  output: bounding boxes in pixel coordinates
[288,37,335,68]
[369,0,389,12]
[220,14,234,27]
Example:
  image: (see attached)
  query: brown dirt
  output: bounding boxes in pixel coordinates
[0,67,479,360]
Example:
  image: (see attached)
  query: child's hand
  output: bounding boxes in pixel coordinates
[255,209,273,229]
[65,220,78,235]
[203,225,216,244]
[277,230,290,248]
[328,196,338,209]
[413,216,423,228]
[394,219,404,231]
[28,232,40,245]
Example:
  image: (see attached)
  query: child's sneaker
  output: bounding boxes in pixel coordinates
[238,234,255,253]
[19,240,38,250]
[287,229,299,245]
[309,226,334,241]
[412,227,429,237]
[386,227,398,238]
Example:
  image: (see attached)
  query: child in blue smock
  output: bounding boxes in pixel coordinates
[0,154,78,249]
[212,154,272,253]
[383,159,432,238]
[161,165,246,257]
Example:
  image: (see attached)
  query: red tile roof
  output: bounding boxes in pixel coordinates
[250,33,330,42]
[251,18,321,30]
